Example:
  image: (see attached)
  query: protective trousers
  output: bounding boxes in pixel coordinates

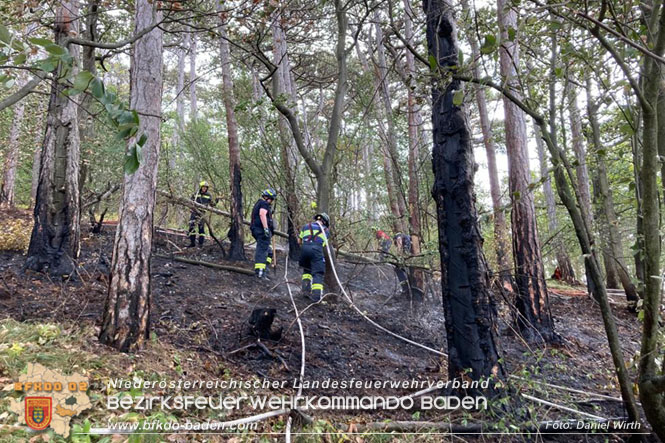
[189,212,205,246]
[299,242,325,301]
[395,266,409,294]
[252,227,272,277]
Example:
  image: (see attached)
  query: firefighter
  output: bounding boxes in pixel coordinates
[374,227,392,260]
[251,188,276,278]
[299,213,330,302]
[393,232,412,295]
[188,181,215,247]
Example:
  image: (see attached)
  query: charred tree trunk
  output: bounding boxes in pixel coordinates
[425,0,501,388]
[26,1,81,276]
[99,0,163,352]
[218,12,245,261]
[30,124,43,209]
[498,0,555,343]
[1,74,26,208]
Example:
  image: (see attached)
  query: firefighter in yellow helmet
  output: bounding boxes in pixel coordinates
[188,180,216,247]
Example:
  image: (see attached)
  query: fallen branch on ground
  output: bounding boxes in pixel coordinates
[153,254,254,275]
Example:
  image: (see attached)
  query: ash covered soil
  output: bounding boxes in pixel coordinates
[0,211,648,437]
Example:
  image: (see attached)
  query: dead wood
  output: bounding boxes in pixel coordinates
[153,254,254,275]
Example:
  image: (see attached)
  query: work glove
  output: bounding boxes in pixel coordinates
[264,228,271,238]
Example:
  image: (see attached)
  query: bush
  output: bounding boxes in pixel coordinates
[0,216,32,253]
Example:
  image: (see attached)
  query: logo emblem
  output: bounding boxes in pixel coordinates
[25,397,52,431]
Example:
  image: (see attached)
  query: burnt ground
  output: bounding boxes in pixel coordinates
[0,209,652,440]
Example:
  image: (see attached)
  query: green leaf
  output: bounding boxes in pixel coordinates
[38,58,58,72]
[480,34,497,55]
[452,90,464,106]
[0,25,10,44]
[72,71,94,91]
[428,54,438,72]
[90,77,104,99]
[135,143,143,163]
[554,67,563,78]
[29,37,53,47]
[124,147,140,174]
[4,78,15,89]
[507,27,517,42]
[45,43,66,56]
[137,133,148,147]
[13,53,26,65]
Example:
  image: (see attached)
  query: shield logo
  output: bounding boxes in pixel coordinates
[25,397,52,431]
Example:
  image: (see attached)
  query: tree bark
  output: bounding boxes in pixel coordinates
[534,124,576,285]
[545,24,576,285]
[424,0,501,389]
[1,73,26,208]
[403,0,424,274]
[30,124,43,209]
[26,0,81,277]
[497,0,555,343]
[271,4,301,260]
[635,6,665,438]
[218,9,245,261]
[373,12,408,233]
[464,0,512,286]
[171,31,186,169]
[99,0,163,352]
[586,76,639,303]
[187,29,197,121]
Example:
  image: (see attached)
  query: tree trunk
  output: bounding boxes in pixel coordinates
[636,7,665,437]
[464,0,512,286]
[270,4,301,260]
[534,124,576,284]
[26,0,81,277]
[1,74,26,208]
[187,29,197,121]
[497,0,555,343]
[373,13,408,232]
[403,0,423,272]
[218,10,245,261]
[567,86,593,229]
[318,0,347,213]
[586,76,639,303]
[424,0,501,389]
[30,126,43,209]
[99,0,163,352]
[171,32,186,169]
[544,25,576,285]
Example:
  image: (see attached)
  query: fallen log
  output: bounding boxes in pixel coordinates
[157,190,289,239]
[153,254,254,276]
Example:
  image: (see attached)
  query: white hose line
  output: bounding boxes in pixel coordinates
[318,222,447,358]
[284,254,306,442]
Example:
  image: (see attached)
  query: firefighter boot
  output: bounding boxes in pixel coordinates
[310,283,323,302]
[301,274,312,297]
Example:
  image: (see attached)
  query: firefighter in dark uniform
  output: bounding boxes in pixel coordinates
[393,232,412,295]
[299,213,330,302]
[251,188,276,278]
[188,181,215,247]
